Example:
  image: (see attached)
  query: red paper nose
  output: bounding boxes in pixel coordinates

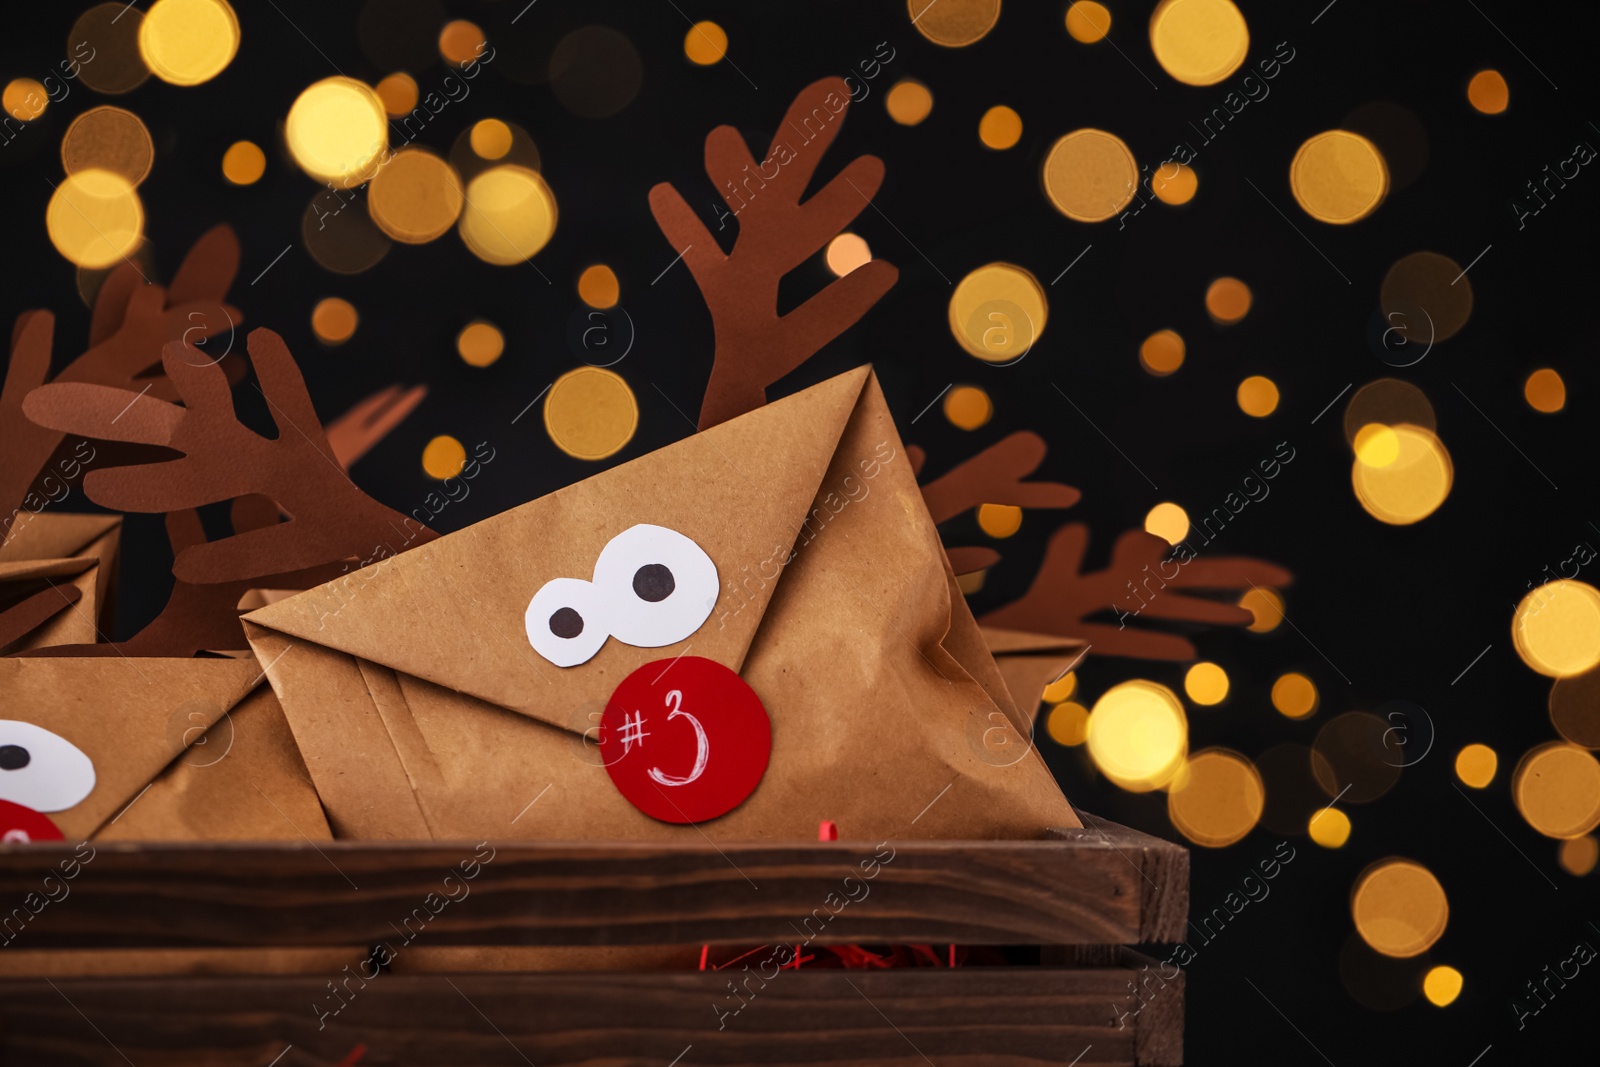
[0,799,64,843]
[599,656,771,824]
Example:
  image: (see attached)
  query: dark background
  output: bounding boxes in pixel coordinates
[3,1,1595,1062]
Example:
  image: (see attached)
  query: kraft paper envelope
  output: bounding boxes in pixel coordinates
[983,628,1090,718]
[0,557,99,653]
[0,512,121,625]
[244,367,1080,841]
[0,656,330,843]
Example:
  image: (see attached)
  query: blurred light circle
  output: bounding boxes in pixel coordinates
[1140,329,1185,376]
[1381,252,1472,344]
[1272,672,1318,719]
[368,148,464,243]
[1144,502,1189,545]
[1559,836,1598,876]
[451,120,541,185]
[1046,701,1089,746]
[1513,580,1600,678]
[222,141,266,186]
[826,233,872,277]
[3,79,46,122]
[61,106,153,186]
[302,190,392,275]
[1352,859,1448,958]
[1065,1,1111,43]
[1524,368,1565,413]
[578,264,620,309]
[1309,806,1351,848]
[1423,966,1463,1007]
[1238,587,1283,632]
[944,385,993,430]
[977,503,1022,538]
[286,77,388,188]
[1454,743,1498,788]
[1086,680,1188,792]
[1343,379,1436,447]
[471,119,513,160]
[69,4,152,96]
[1351,424,1452,525]
[1167,748,1261,847]
[311,297,358,344]
[438,19,485,66]
[1236,375,1279,417]
[1042,128,1137,222]
[46,169,144,269]
[1149,0,1248,86]
[1290,130,1389,224]
[909,0,1001,48]
[544,367,638,460]
[948,263,1047,362]
[1353,424,1400,468]
[1312,711,1401,803]
[549,26,643,119]
[457,321,504,368]
[459,165,557,265]
[1206,277,1251,323]
[1514,743,1600,838]
[1152,162,1197,205]
[1183,662,1228,706]
[138,0,239,86]
[979,105,1023,149]
[1550,663,1600,748]
[1467,70,1509,114]
[422,435,467,480]
[375,73,419,117]
[684,21,728,65]
[1042,672,1077,704]
[886,80,934,125]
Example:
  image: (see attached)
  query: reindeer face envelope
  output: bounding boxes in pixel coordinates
[244,368,1079,841]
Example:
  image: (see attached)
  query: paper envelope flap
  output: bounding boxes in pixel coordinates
[983,627,1089,656]
[0,513,121,562]
[244,367,873,730]
[0,558,96,583]
[0,656,262,840]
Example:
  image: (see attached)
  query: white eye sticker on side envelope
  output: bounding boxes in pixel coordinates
[524,524,719,667]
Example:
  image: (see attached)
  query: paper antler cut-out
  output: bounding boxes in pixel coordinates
[649,76,899,431]
[980,523,1293,661]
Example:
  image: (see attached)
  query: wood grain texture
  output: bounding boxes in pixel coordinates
[0,960,1182,1066]
[0,822,1188,951]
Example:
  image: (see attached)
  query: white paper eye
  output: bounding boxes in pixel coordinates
[525,577,610,667]
[592,524,719,648]
[0,721,96,813]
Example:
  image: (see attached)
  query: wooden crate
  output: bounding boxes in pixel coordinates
[0,819,1187,1066]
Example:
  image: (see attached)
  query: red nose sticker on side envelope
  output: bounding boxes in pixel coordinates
[599,656,771,824]
[0,800,64,843]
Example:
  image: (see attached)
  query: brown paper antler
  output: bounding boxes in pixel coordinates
[23,329,435,585]
[649,76,899,430]
[981,524,1293,660]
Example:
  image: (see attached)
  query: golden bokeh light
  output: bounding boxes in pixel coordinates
[1314,711,1401,803]
[222,140,266,186]
[1206,277,1252,323]
[456,322,504,368]
[1550,665,1600,748]
[1455,744,1498,789]
[979,105,1023,150]
[826,233,873,277]
[1152,163,1198,205]
[1513,580,1600,679]
[1087,680,1189,792]
[1352,860,1448,958]
[61,106,153,186]
[885,79,934,125]
[69,4,151,96]
[375,73,419,117]
[1524,368,1566,413]
[1168,748,1262,847]
[1149,0,1249,86]
[1514,743,1600,838]
[1352,424,1400,468]
[459,165,558,265]
[948,263,1048,362]
[1140,329,1185,376]
[1144,502,1189,545]
[1381,252,1473,343]
[1065,1,1111,43]
[1043,671,1078,704]
[544,367,638,461]
[944,385,993,430]
[439,20,486,66]
[1351,424,1452,525]
[138,0,239,87]
[470,119,514,161]
[1236,375,1279,417]
[1042,128,1137,222]
[1290,131,1389,224]
[1467,70,1509,115]
[1047,702,1090,746]
[1344,379,1436,446]
[311,297,358,345]
[2,79,46,122]
[977,503,1023,538]
[549,26,644,119]
[302,190,391,275]
[909,0,1000,47]
[1559,836,1598,877]
[1240,587,1284,632]
[578,264,620,309]
[684,21,728,65]
[1272,672,1318,718]
[1423,966,1463,1007]
[45,169,144,269]
[422,435,467,480]
[1183,662,1228,706]
[368,148,464,244]
[286,77,388,188]
[1309,807,1351,848]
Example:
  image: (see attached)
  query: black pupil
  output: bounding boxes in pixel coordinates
[0,746,30,771]
[549,607,584,639]
[633,564,675,603]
